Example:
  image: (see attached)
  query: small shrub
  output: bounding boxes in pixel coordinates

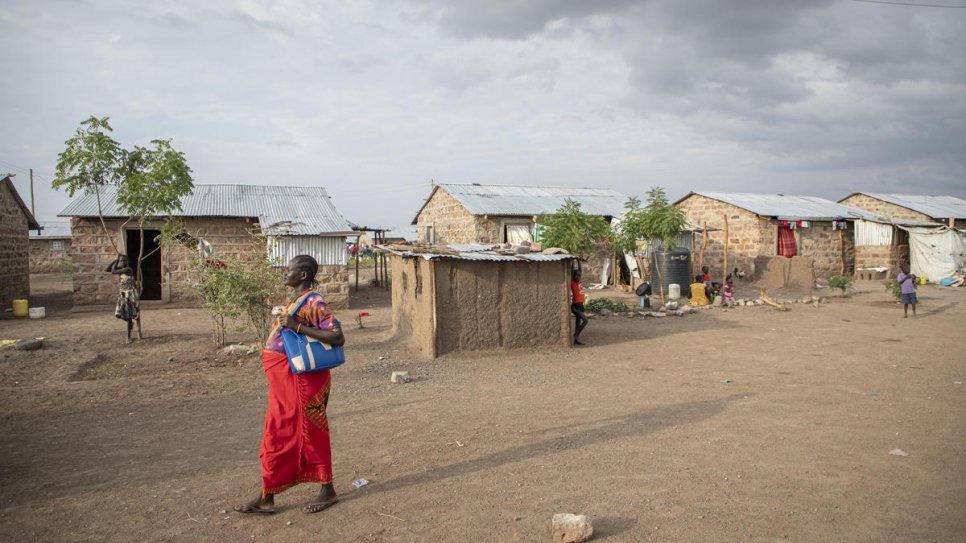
[585,298,629,313]
[828,275,854,295]
[58,259,75,282]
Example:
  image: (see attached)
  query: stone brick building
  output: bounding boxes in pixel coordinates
[0,174,40,311]
[839,193,966,230]
[411,183,628,280]
[674,192,865,281]
[837,193,963,277]
[29,235,72,273]
[59,184,354,308]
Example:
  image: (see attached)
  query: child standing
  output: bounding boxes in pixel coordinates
[571,269,588,345]
[897,263,918,318]
[722,275,735,305]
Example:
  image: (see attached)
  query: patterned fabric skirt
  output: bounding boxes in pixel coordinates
[259,350,333,497]
[114,279,140,321]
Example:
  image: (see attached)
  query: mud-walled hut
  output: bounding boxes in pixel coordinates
[0,174,40,310]
[58,184,354,308]
[379,243,577,358]
[673,192,870,286]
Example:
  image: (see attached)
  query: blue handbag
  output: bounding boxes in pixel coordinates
[281,292,346,374]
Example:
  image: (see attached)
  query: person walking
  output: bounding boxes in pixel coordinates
[235,255,346,515]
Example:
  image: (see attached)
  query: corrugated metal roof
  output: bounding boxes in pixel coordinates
[682,191,876,221]
[413,183,629,223]
[58,184,353,236]
[377,243,576,263]
[852,193,966,220]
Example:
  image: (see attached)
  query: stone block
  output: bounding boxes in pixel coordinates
[552,513,593,543]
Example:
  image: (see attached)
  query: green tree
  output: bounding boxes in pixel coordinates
[53,116,126,252]
[616,187,687,302]
[639,187,687,249]
[54,115,195,337]
[118,138,194,284]
[536,198,612,265]
[613,196,646,255]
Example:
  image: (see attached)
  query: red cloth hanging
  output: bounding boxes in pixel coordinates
[778,225,797,257]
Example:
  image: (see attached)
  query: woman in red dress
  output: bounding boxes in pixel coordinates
[235,255,345,515]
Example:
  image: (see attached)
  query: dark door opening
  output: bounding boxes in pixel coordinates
[126,229,162,300]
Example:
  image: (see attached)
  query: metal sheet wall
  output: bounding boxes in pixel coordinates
[268,236,347,266]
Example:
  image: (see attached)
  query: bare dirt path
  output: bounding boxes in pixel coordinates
[0,276,964,542]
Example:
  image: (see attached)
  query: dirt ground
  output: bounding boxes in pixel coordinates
[1,273,964,542]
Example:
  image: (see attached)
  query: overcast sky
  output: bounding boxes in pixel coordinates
[2,0,965,235]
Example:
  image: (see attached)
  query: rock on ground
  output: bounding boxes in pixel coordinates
[390,371,411,384]
[14,338,44,351]
[552,513,593,543]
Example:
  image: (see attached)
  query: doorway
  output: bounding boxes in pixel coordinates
[126,229,162,300]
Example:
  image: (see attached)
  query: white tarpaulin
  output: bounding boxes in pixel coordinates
[901,226,966,281]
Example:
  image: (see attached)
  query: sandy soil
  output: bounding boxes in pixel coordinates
[1,273,964,542]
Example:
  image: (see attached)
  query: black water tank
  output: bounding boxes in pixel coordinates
[650,248,692,297]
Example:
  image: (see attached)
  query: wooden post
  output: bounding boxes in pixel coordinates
[839,229,847,275]
[612,253,618,288]
[699,221,708,273]
[381,231,389,290]
[29,168,35,217]
[723,214,729,281]
[951,215,955,228]
[689,232,695,277]
[354,240,360,292]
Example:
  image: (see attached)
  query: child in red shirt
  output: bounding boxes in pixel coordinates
[571,269,588,345]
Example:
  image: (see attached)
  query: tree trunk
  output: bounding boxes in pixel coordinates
[699,221,708,273]
[94,185,119,254]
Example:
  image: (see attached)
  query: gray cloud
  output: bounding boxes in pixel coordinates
[0,0,964,234]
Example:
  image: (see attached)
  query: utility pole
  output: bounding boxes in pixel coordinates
[29,168,35,216]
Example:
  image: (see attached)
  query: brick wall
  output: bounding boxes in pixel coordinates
[29,238,72,274]
[676,194,774,279]
[797,221,855,279]
[677,194,855,281]
[855,244,907,277]
[0,182,31,309]
[415,188,479,243]
[314,264,350,309]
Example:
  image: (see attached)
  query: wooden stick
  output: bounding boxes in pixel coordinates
[839,229,846,275]
[723,214,729,282]
[689,232,695,277]
[760,289,788,311]
[699,221,708,273]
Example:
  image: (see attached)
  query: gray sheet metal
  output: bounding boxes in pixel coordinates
[58,184,354,235]
[436,183,628,217]
[859,193,966,220]
[695,191,875,221]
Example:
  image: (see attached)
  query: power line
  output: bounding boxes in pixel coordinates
[850,0,966,7]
